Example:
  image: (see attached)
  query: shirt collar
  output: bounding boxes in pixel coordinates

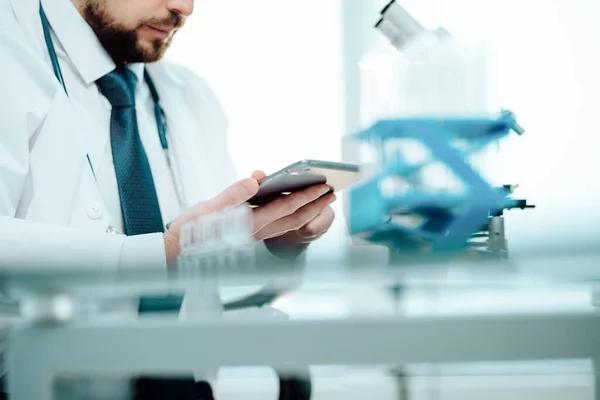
[126,63,146,85]
[41,0,124,85]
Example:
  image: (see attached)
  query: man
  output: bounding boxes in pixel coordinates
[0,0,334,398]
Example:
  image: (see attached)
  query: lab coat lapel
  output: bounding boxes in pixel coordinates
[79,98,110,178]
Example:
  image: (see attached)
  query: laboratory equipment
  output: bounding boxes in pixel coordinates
[178,204,255,283]
[350,112,533,257]
[349,0,533,259]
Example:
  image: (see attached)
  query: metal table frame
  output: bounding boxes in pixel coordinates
[6,312,600,399]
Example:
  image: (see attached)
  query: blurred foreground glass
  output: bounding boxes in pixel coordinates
[178,205,255,277]
[177,205,255,317]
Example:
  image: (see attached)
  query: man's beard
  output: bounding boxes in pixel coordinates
[83,2,183,65]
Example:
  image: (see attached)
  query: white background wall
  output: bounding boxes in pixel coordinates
[166,0,344,177]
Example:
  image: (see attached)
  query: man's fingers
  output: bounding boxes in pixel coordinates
[252,170,267,181]
[165,177,258,237]
[254,193,335,241]
[252,184,331,232]
[298,205,335,239]
[203,178,259,213]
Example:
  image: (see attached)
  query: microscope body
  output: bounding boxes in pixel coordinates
[348,0,533,260]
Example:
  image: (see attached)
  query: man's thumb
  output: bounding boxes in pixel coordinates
[205,178,259,212]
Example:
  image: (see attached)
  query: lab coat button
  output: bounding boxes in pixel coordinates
[106,225,117,234]
[87,202,103,220]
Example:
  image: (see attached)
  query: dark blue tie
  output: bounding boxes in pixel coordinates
[96,67,165,236]
[97,68,183,314]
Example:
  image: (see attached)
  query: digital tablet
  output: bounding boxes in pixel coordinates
[248,160,361,206]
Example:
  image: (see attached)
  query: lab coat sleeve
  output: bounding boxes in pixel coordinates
[119,233,168,271]
[0,216,124,271]
[0,216,166,273]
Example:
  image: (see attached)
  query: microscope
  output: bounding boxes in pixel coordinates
[349,0,533,261]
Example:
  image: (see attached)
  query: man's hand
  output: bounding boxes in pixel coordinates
[163,171,335,262]
[250,171,335,252]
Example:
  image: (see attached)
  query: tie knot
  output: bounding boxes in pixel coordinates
[96,67,138,107]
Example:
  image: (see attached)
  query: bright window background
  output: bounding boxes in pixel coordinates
[166,1,343,175]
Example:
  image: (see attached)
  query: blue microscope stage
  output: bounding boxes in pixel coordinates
[349,111,533,255]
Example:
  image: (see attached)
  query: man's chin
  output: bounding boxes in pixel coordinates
[135,40,169,63]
